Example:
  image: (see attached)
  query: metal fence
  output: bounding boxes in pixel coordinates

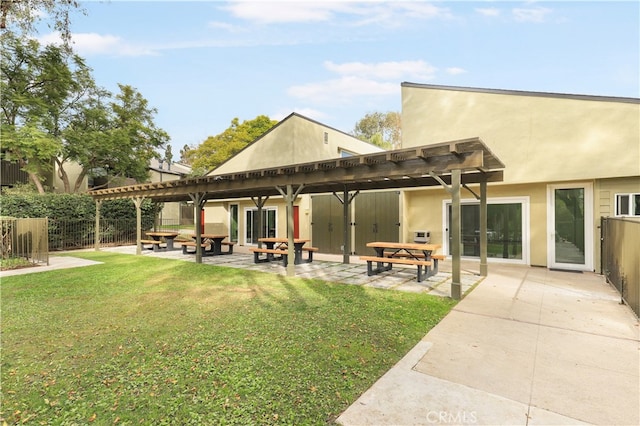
[0,217,193,255]
[0,217,49,265]
[601,217,640,318]
[47,218,192,251]
[49,219,139,250]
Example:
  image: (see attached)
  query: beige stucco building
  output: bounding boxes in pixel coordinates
[203,113,383,244]
[201,85,639,272]
[401,83,640,271]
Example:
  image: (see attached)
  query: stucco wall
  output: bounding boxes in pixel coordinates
[206,114,381,244]
[404,182,547,266]
[204,196,311,245]
[403,176,639,268]
[401,85,640,184]
[212,114,382,175]
[52,161,87,193]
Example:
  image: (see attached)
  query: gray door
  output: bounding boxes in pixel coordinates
[311,194,344,254]
[354,191,400,255]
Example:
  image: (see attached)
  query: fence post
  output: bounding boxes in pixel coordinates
[133,197,145,255]
[95,200,102,251]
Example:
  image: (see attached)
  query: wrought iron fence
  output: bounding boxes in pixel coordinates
[601,217,640,318]
[49,219,142,250]
[0,217,49,265]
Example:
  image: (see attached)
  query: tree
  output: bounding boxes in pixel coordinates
[1,32,80,192]
[60,84,169,191]
[164,144,173,165]
[1,0,85,45]
[352,111,401,150]
[179,144,193,165]
[1,35,169,192]
[188,115,277,174]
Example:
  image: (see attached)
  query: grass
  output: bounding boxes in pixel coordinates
[1,252,456,425]
[0,257,36,271]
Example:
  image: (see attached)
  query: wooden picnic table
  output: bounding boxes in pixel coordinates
[189,234,232,255]
[257,237,311,265]
[361,242,443,282]
[145,231,179,250]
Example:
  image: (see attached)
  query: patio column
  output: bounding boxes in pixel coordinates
[430,170,462,300]
[133,197,145,256]
[463,180,488,278]
[333,189,359,264]
[480,179,488,276]
[189,192,207,264]
[276,184,304,277]
[451,169,462,300]
[94,200,102,251]
[251,196,269,248]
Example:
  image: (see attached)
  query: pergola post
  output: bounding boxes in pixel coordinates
[94,200,102,251]
[189,192,207,264]
[133,197,145,256]
[451,170,462,300]
[251,196,269,248]
[333,189,359,264]
[479,179,488,276]
[276,184,304,277]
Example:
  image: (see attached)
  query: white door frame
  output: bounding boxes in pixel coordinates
[441,196,530,265]
[243,207,277,245]
[546,182,593,271]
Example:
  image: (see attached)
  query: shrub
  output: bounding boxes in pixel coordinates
[0,192,158,223]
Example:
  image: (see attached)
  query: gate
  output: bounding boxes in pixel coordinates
[601,217,639,318]
[0,218,49,266]
[311,191,400,255]
[354,191,400,255]
[311,194,344,254]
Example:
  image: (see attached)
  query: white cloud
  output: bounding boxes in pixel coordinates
[288,76,397,105]
[222,0,453,26]
[446,67,467,75]
[513,7,552,23]
[272,107,328,122]
[324,60,437,81]
[222,1,340,24]
[39,31,156,57]
[398,2,453,20]
[208,21,246,33]
[475,7,501,17]
[287,60,438,106]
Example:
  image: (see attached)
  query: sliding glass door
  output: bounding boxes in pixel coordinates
[445,198,528,263]
[245,208,276,245]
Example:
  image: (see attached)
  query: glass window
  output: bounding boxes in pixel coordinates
[448,202,523,260]
[615,193,640,216]
[229,204,238,242]
[245,208,277,244]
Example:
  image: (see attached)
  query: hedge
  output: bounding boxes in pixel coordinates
[0,193,158,223]
[0,194,161,250]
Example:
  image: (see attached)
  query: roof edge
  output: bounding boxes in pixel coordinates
[401,82,640,104]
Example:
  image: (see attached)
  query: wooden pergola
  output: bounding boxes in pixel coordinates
[89,137,505,299]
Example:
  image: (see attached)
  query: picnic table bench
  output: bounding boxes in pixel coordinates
[249,247,290,265]
[140,239,167,252]
[252,238,318,265]
[185,234,234,256]
[360,242,443,282]
[387,252,446,275]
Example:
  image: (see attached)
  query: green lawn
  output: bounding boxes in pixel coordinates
[1,252,456,425]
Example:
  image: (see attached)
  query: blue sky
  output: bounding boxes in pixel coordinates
[39,1,639,155]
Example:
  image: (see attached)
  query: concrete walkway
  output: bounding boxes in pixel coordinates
[336,264,639,425]
[0,255,102,277]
